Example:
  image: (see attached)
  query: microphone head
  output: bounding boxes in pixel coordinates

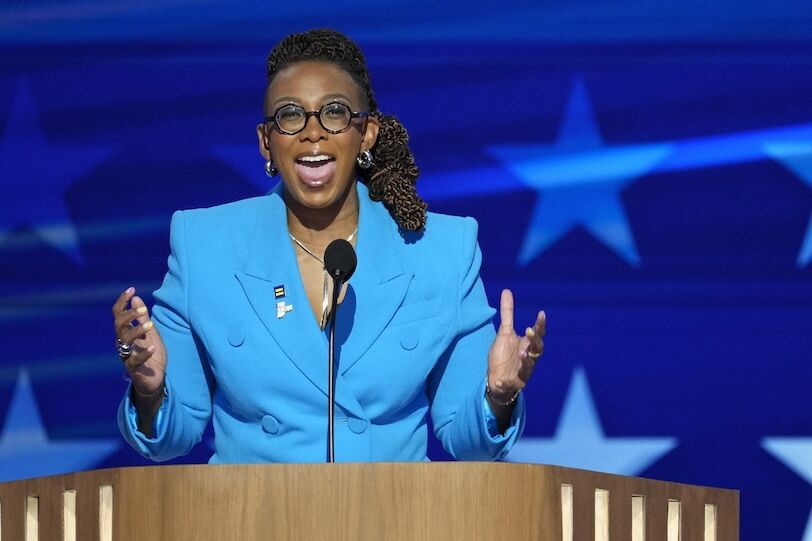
[324,238,357,282]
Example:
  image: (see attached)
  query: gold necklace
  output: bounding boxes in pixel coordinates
[289,227,358,329]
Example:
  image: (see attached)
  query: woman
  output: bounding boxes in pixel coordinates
[113,29,545,463]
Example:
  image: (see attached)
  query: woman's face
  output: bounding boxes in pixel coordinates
[256,61,379,213]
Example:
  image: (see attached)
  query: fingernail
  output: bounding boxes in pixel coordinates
[136,306,148,315]
[143,321,153,330]
[526,327,535,336]
[126,287,134,294]
[147,345,155,353]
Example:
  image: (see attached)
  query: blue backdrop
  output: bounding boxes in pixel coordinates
[2,2,812,539]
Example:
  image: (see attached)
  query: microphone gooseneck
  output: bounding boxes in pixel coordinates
[323,239,357,463]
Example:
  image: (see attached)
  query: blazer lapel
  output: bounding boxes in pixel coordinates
[234,185,364,418]
[337,183,412,375]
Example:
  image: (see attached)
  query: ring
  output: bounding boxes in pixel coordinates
[117,338,133,361]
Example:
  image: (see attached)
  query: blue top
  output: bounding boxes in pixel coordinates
[118,182,525,463]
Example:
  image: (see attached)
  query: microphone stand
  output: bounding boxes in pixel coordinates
[323,237,356,464]
[327,273,343,463]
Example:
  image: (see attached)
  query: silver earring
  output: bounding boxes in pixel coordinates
[265,159,278,177]
[356,149,373,170]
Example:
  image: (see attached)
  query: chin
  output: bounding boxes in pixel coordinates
[285,177,355,210]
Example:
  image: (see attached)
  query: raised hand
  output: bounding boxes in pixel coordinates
[112,287,167,398]
[487,289,546,405]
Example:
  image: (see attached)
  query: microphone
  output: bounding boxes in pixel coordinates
[324,239,357,283]
[323,238,356,463]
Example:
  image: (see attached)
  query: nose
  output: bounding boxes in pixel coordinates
[300,111,326,142]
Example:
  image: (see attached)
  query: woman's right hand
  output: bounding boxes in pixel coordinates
[113,287,167,397]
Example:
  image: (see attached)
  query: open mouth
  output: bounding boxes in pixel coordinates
[294,154,336,186]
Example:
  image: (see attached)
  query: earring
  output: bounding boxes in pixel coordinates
[265,159,278,177]
[356,149,373,170]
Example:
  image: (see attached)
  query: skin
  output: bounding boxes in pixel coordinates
[112,59,546,439]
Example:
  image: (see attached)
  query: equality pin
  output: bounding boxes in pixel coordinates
[274,285,286,299]
[276,300,293,319]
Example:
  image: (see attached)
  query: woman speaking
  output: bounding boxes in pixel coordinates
[112,29,546,463]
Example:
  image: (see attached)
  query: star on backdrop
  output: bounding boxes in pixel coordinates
[0,370,119,482]
[762,437,812,541]
[764,142,812,267]
[487,77,674,266]
[0,78,115,263]
[507,368,678,475]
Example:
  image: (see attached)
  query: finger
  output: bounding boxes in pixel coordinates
[524,326,543,356]
[533,310,546,338]
[121,320,155,345]
[516,331,531,358]
[112,287,136,316]
[124,344,155,372]
[114,303,149,333]
[498,289,515,335]
[129,296,151,326]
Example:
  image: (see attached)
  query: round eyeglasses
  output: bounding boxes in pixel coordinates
[264,102,369,135]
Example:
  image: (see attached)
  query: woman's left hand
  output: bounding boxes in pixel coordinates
[487,289,546,404]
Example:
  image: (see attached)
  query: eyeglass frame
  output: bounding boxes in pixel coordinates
[262,101,370,136]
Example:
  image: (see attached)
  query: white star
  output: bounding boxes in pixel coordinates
[0,78,115,263]
[508,368,677,475]
[764,142,812,267]
[488,77,674,266]
[763,437,812,541]
[0,370,119,482]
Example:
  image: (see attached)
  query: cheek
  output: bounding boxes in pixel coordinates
[267,135,291,160]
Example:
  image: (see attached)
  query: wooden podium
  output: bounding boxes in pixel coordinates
[0,463,738,540]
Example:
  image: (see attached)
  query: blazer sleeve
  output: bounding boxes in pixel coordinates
[117,210,215,461]
[427,217,526,460]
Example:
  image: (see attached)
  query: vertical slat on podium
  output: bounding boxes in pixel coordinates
[594,489,609,541]
[705,504,717,541]
[63,490,77,541]
[631,495,646,541]
[561,484,573,541]
[25,496,38,541]
[667,499,682,541]
[99,485,113,541]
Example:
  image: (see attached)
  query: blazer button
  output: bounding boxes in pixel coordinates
[400,330,419,350]
[261,415,280,434]
[347,418,368,434]
[228,326,245,347]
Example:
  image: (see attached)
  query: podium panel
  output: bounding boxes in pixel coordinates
[0,463,738,540]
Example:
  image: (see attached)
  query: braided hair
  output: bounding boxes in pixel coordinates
[265,28,427,231]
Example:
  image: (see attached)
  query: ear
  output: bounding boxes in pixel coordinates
[256,123,272,161]
[361,115,380,152]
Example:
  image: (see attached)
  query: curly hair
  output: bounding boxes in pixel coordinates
[265,28,427,231]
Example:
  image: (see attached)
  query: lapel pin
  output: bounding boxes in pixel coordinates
[274,285,286,299]
[276,300,293,319]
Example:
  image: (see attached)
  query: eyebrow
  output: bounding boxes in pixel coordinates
[271,93,354,109]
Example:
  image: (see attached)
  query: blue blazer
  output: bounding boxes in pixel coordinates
[119,182,525,462]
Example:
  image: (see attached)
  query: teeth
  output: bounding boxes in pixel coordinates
[297,155,332,163]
